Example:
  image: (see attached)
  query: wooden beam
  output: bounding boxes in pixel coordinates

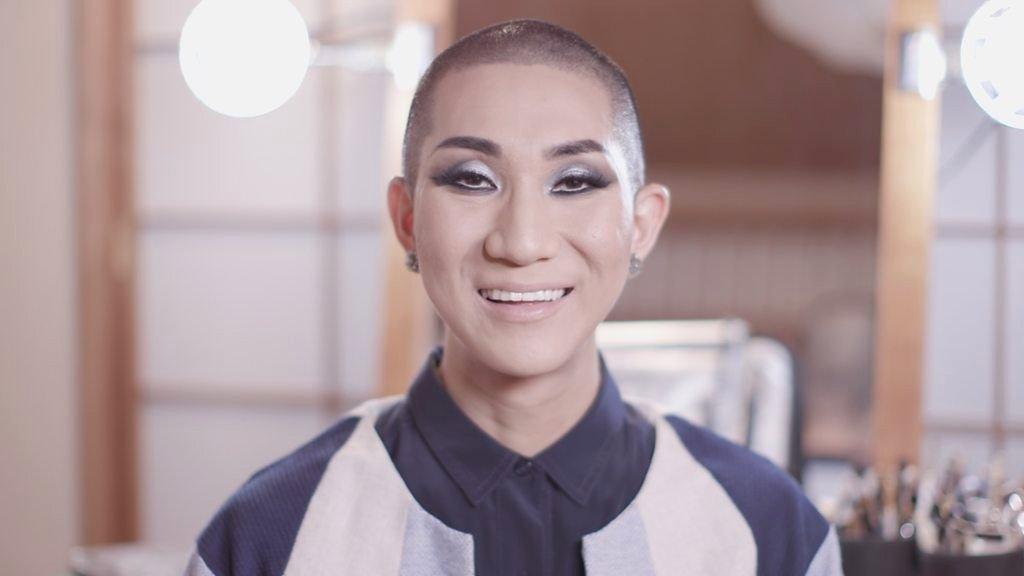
[378,0,454,397]
[76,0,138,544]
[871,0,941,468]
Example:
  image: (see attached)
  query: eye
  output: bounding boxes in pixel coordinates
[557,176,588,192]
[552,172,611,195]
[454,171,495,190]
[430,167,497,192]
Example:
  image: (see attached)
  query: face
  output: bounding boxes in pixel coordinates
[389,63,668,378]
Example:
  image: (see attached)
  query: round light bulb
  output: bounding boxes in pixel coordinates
[961,0,1024,129]
[179,0,311,118]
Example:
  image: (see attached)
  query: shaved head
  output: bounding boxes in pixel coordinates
[401,19,645,194]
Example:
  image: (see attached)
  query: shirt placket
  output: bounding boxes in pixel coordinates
[499,457,551,576]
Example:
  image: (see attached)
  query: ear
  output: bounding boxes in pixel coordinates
[387,176,416,252]
[630,182,670,259]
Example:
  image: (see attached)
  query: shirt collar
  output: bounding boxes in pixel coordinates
[406,345,626,507]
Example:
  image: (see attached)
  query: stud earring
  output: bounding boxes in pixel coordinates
[628,253,643,278]
[405,251,419,273]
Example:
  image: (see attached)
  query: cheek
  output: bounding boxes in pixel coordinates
[414,195,485,278]
[561,197,632,269]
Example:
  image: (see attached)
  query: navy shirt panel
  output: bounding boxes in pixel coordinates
[375,346,655,576]
[665,415,830,576]
[197,415,361,576]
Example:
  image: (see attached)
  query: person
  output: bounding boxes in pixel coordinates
[186,18,842,576]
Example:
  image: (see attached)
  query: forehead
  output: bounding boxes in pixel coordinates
[426,63,616,154]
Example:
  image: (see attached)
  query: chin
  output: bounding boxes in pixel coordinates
[465,329,582,379]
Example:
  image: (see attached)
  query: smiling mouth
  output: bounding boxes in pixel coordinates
[478,287,574,304]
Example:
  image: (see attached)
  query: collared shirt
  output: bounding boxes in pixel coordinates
[373,346,656,576]
[188,347,842,576]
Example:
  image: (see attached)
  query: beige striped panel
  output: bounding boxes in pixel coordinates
[283,397,476,576]
[633,403,756,575]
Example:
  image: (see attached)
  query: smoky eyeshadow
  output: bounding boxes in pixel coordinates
[553,166,613,193]
[428,162,496,190]
[428,161,615,194]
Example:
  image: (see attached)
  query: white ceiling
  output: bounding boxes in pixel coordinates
[752,0,987,75]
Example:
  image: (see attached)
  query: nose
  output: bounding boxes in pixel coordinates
[483,184,559,266]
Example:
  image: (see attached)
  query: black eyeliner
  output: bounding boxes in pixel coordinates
[551,168,613,194]
[429,165,495,190]
[428,165,467,186]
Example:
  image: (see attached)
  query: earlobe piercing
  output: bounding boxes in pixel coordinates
[405,251,420,273]
[629,253,643,278]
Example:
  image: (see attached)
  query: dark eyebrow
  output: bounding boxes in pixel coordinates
[543,139,605,160]
[434,136,501,157]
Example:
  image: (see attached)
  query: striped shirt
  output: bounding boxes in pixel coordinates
[187,346,842,576]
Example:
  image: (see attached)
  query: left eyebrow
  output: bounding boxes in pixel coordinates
[542,139,606,160]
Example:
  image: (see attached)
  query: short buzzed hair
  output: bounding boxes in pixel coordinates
[401,19,646,194]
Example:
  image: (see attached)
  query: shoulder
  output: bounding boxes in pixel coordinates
[660,413,836,576]
[192,412,364,576]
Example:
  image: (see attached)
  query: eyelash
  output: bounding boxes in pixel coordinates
[431,168,495,192]
[430,168,611,195]
[554,172,611,194]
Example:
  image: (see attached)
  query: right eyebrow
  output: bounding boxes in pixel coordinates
[432,136,502,157]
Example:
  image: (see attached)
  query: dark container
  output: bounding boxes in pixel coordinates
[840,537,918,576]
[918,549,1024,576]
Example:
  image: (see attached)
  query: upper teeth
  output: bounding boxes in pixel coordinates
[481,288,567,302]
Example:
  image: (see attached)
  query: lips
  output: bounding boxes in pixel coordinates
[475,285,574,323]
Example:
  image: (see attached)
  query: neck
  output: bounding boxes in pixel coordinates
[437,333,601,458]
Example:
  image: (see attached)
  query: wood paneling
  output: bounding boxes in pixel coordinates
[612,222,876,349]
[456,0,883,171]
[651,167,879,231]
[76,0,138,544]
[871,0,941,469]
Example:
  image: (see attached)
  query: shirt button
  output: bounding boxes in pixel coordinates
[513,458,534,477]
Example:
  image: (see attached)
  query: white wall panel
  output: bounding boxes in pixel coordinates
[935,84,997,225]
[921,430,993,476]
[1007,240,1024,424]
[135,0,323,43]
[133,0,403,552]
[924,238,996,422]
[139,403,331,545]
[336,230,386,399]
[138,230,324,393]
[135,57,323,218]
[1005,437,1024,480]
[1007,128,1024,226]
[335,68,390,218]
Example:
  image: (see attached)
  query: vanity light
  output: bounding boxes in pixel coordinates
[178,0,433,118]
[179,0,312,118]
[961,0,1024,129]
